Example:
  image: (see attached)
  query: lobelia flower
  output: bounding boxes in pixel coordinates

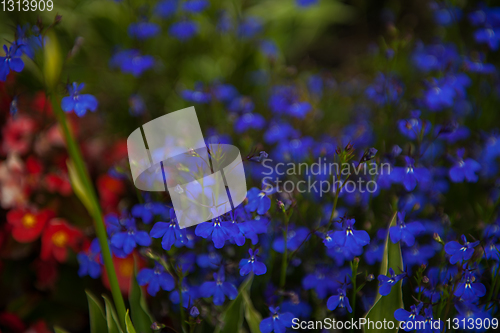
[170,283,198,308]
[61,82,98,117]
[392,156,431,191]
[110,218,151,255]
[398,110,429,140]
[169,20,198,41]
[1,44,24,81]
[128,22,160,40]
[7,208,54,243]
[245,187,272,215]
[234,112,266,132]
[199,269,238,305]
[272,226,310,253]
[77,239,102,279]
[239,249,267,276]
[182,0,209,13]
[389,212,425,246]
[332,218,370,255]
[484,241,500,261]
[296,0,319,8]
[41,219,84,262]
[448,149,481,183]
[419,307,442,333]
[454,302,492,332]
[195,217,240,249]
[302,267,340,299]
[378,268,406,296]
[444,235,479,264]
[327,285,352,313]
[454,269,486,302]
[259,306,294,333]
[416,267,442,303]
[150,208,187,251]
[394,303,424,332]
[474,28,500,51]
[238,17,263,38]
[109,49,154,77]
[155,0,178,18]
[137,263,175,296]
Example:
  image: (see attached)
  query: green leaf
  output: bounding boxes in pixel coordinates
[129,257,154,333]
[125,310,137,333]
[54,326,70,333]
[241,288,262,333]
[214,275,255,333]
[363,212,404,333]
[67,160,93,214]
[103,295,124,333]
[43,31,62,91]
[86,290,108,333]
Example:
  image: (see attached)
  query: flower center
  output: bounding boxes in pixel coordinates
[52,231,68,247]
[22,213,36,228]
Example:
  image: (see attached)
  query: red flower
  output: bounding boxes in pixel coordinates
[44,173,72,196]
[97,174,125,213]
[6,208,54,243]
[102,253,144,295]
[40,219,83,262]
[1,115,36,155]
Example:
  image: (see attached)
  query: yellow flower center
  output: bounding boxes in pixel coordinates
[120,261,134,277]
[52,231,68,247]
[22,214,36,228]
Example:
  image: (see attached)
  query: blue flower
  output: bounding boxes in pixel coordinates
[455,302,492,332]
[61,82,98,117]
[77,239,102,278]
[259,40,279,58]
[272,226,310,253]
[302,267,340,299]
[417,267,441,303]
[239,249,267,276]
[449,149,481,183]
[398,111,429,140]
[264,123,298,144]
[155,0,178,18]
[131,202,168,224]
[378,268,406,296]
[296,0,318,8]
[394,303,424,332]
[110,219,151,255]
[365,73,403,105]
[234,113,266,132]
[268,85,311,119]
[259,306,294,333]
[327,285,352,313]
[332,218,370,255]
[389,212,425,246]
[128,22,160,40]
[150,209,187,251]
[137,263,175,296]
[474,28,500,51]
[485,241,500,261]
[169,20,198,41]
[182,0,209,13]
[128,94,146,116]
[245,187,271,215]
[419,307,441,333]
[454,269,486,302]
[196,247,222,269]
[403,243,436,267]
[238,17,263,38]
[181,84,211,103]
[444,235,479,264]
[199,270,238,305]
[170,283,198,308]
[392,156,431,191]
[110,49,154,77]
[1,44,24,81]
[195,217,240,249]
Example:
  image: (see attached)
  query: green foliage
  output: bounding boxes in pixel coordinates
[85,290,107,333]
[364,212,404,333]
[128,258,154,333]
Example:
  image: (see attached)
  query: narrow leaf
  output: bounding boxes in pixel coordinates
[85,290,107,333]
[67,160,93,214]
[125,310,137,333]
[241,289,262,333]
[129,256,154,333]
[214,275,254,333]
[363,212,404,333]
[103,294,124,333]
[54,326,70,333]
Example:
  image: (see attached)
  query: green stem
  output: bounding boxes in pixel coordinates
[350,259,358,333]
[49,94,127,327]
[178,274,187,333]
[279,209,292,289]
